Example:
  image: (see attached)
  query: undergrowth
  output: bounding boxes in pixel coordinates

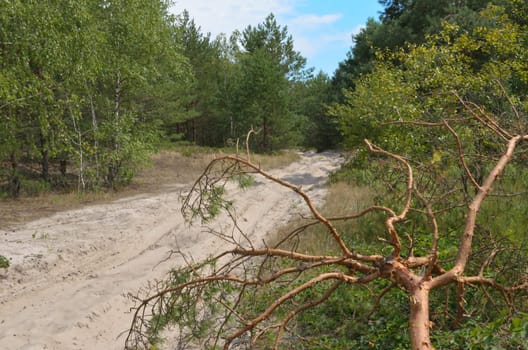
[260,154,528,349]
[0,145,299,228]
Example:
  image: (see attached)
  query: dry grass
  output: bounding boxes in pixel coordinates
[0,148,300,229]
[131,150,218,191]
[270,182,373,255]
[250,151,301,170]
[0,191,117,228]
[135,148,300,190]
[321,182,372,217]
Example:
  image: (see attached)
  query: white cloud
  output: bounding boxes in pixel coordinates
[320,32,352,44]
[293,24,364,61]
[290,13,342,28]
[292,36,318,57]
[351,24,366,39]
[169,1,366,73]
[320,24,364,46]
[170,0,296,37]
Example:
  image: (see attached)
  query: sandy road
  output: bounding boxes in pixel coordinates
[0,151,342,350]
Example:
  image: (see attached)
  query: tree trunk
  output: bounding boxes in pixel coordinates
[89,94,99,182]
[192,118,196,143]
[9,153,20,197]
[409,286,433,350]
[107,70,122,188]
[70,109,85,192]
[114,70,121,153]
[59,159,67,177]
[262,117,269,151]
[39,132,49,181]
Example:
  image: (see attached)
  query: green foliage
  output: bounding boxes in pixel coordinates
[0,0,190,194]
[0,255,10,269]
[204,186,228,220]
[299,1,528,348]
[135,260,242,349]
[432,311,528,349]
[331,0,492,96]
[333,1,528,156]
[168,10,231,146]
[1,4,329,196]
[233,14,309,151]
[20,179,52,196]
[292,72,341,151]
[167,11,322,151]
[235,174,255,189]
[186,183,233,223]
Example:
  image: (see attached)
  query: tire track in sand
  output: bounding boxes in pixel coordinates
[0,151,343,350]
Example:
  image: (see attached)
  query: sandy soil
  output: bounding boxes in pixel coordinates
[0,151,342,350]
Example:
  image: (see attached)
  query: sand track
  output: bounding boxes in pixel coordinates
[0,151,342,350]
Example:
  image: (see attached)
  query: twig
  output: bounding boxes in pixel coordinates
[365,139,414,259]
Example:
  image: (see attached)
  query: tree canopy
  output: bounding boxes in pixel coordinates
[1,4,327,196]
[330,0,492,98]
[325,0,528,347]
[0,0,191,193]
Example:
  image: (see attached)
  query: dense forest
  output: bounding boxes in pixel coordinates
[1,0,527,196]
[0,0,330,196]
[2,0,528,348]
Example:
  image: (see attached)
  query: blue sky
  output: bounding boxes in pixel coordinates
[170,1,384,75]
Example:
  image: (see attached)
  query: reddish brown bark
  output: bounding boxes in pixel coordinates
[409,286,433,350]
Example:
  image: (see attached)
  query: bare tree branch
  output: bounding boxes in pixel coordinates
[224,272,360,349]
[412,186,439,280]
[442,119,483,191]
[430,135,528,290]
[126,109,528,350]
[453,91,512,140]
[365,139,414,260]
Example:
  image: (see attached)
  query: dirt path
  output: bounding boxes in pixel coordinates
[0,151,342,350]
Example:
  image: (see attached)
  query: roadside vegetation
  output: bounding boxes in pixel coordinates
[0,145,299,228]
[1,1,333,199]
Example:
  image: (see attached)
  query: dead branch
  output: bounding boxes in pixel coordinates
[430,134,528,290]
[327,205,397,221]
[365,140,414,259]
[442,119,483,191]
[383,118,472,127]
[453,280,466,328]
[270,280,343,349]
[223,272,360,349]
[126,110,527,350]
[182,149,365,260]
[245,127,260,162]
[453,91,512,140]
[366,281,398,319]
[412,186,439,280]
